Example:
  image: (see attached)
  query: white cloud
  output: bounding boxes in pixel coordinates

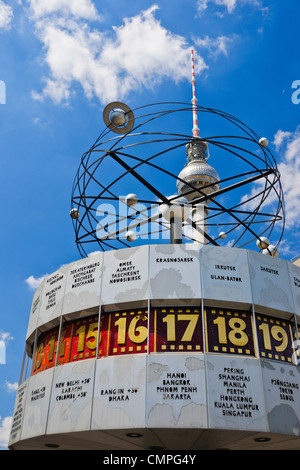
[194,34,235,57]
[0,331,13,364]
[0,331,13,343]
[242,127,300,232]
[0,341,4,364]
[197,0,266,14]
[197,0,208,11]
[215,0,238,13]
[273,129,292,150]
[277,239,294,257]
[275,127,300,228]
[4,381,18,393]
[0,416,12,449]
[28,0,100,20]
[25,274,47,289]
[29,3,208,105]
[0,1,13,30]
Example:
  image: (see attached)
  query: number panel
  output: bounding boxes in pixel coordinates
[55,323,73,367]
[33,327,59,374]
[153,307,203,353]
[32,332,46,375]
[31,306,300,376]
[108,309,148,356]
[256,314,294,363]
[70,315,100,362]
[205,307,256,357]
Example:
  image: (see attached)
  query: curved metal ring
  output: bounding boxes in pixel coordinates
[72,102,285,257]
[103,101,135,134]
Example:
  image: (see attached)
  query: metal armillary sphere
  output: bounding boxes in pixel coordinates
[70,100,285,258]
[70,49,284,258]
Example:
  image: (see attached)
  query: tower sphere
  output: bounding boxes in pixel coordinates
[177,141,220,203]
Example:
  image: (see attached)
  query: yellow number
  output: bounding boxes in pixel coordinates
[259,322,288,352]
[86,322,99,350]
[48,334,56,362]
[115,315,148,345]
[58,328,67,357]
[213,317,227,344]
[163,314,199,342]
[178,314,199,342]
[272,326,288,352]
[115,317,126,345]
[128,316,148,344]
[228,318,248,346]
[162,315,176,341]
[258,323,271,350]
[74,320,102,352]
[213,315,248,346]
[75,324,86,353]
[35,342,44,369]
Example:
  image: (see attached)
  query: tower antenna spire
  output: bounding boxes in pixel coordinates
[191,49,199,137]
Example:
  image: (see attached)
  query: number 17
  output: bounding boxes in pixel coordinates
[162,314,199,342]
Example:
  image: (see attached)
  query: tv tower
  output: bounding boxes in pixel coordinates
[177,49,220,244]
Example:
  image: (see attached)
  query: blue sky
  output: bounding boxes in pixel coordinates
[0,0,299,449]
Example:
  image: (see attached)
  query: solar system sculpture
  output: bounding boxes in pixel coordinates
[10,50,300,451]
[70,50,285,258]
